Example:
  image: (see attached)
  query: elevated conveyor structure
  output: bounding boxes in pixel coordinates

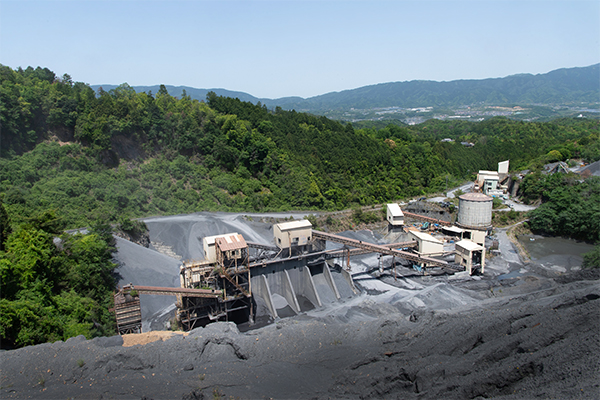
[311,230,448,268]
[118,228,449,332]
[113,285,223,335]
[128,285,223,298]
[325,240,417,258]
[247,241,279,252]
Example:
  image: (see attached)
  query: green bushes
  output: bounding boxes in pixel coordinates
[526,175,600,243]
[0,205,116,348]
[582,245,600,269]
[352,207,382,225]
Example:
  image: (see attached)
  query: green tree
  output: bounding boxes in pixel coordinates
[582,245,600,269]
[0,198,11,251]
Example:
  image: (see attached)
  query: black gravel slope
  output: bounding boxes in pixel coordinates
[1,276,598,400]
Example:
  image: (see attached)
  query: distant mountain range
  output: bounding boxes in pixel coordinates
[92,64,599,113]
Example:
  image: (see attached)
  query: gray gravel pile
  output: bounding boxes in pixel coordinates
[1,277,598,399]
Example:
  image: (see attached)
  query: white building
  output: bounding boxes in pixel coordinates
[498,160,509,175]
[455,239,485,275]
[442,225,487,246]
[476,170,500,195]
[386,203,404,227]
[408,230,444,256]
[203,233,245,264]
[273,220,313,250]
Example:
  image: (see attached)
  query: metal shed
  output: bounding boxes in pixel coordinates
[203,233,243,263]
[215,234,248,268]
[274,220,313,249]
[408,230,444,256]
[386,203,404,226]
[455,239,485,275]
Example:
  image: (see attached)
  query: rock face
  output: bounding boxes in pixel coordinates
[114,229,151,248]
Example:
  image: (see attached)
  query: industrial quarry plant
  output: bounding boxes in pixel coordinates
[113,184,498,333]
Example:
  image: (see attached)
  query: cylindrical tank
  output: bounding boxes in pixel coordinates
[457,193,493,229]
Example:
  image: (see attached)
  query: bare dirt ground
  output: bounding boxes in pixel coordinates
[1,212,599,400]
[122,331,188,348]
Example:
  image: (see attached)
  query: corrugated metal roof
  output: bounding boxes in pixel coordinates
[277,220,313,231]
[459,193,493,202]
[216,234,247,251]
[204,232,240,245]
[387,203,404,216]
[578,160,600,177]
[409,230,443,244]
[442,226,464,234]
[456,239,484,251]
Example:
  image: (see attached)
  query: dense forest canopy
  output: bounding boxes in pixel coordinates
[1,64,599,229]
[521,174,600,243]
[0,204,117,348]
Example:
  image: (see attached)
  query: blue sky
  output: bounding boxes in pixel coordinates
[1,0,598,99]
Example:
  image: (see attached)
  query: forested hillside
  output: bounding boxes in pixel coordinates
[1,65,599,230]
[0,205,117,348]
[277,64,600,111]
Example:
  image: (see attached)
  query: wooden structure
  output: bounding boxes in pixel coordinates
[114,285,142,334]
[113,284,223,335]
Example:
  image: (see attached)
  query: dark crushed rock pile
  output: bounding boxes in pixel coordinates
[1,278,599,400]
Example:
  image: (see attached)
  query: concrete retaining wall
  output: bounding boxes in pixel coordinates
[323,263,340,300]
[288,266,321,308]
[251,274,276,319]
[267,270,300,314]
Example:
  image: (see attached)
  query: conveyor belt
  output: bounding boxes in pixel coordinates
[247,241,279,251]
[125,285,222,298]
[311,230,448,267]
[325,241,417,257]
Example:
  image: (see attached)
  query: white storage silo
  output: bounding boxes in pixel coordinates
[457,193,493,229]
